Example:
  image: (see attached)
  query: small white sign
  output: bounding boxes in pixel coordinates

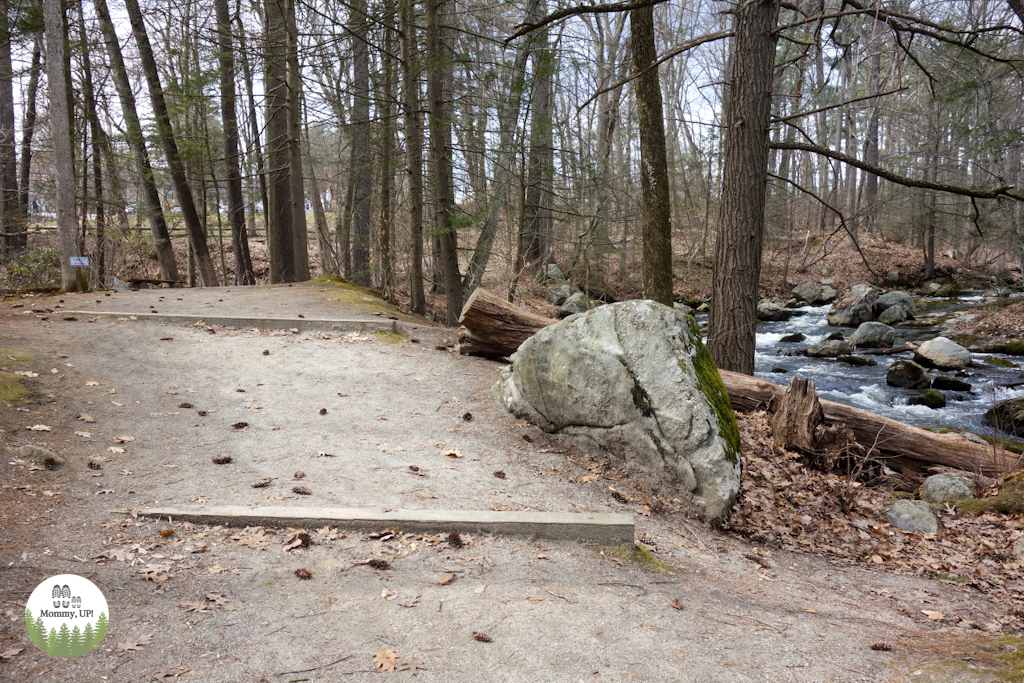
[69,256,89,267]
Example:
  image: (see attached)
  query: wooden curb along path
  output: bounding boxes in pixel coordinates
[121,506,636,544]
[59,311,398,334]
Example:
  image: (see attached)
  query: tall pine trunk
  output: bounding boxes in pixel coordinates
[44,0,84,291]
[350,0,373,285]
[521,0,554,270]
[215,0,256,285]
[708,0,781,374]
[631,3,672,305]
[15,33,40,251]
[400,0,426,314]
[124,0,218,285]
[94,0,178,282]
[426,0,462,325]
[378,1,396,299]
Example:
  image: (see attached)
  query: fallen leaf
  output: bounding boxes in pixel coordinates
[802,607,818,613]
[116,633,154,652]
[207,565,226,574]
[145,572,169,584]
[231,422,248,429]
[0,647,24,660]
[398,659,426,675]
[580,474,598,484]
[398,594,420,608]
[436,573,456,585]
[115,435,135,443]
[14,371,38,377]
[86,381,99,386]
[75,430,92,438]
[373,649,398,673]
[234,528,271,550]
[442,449,462,459]
[28,424,52,431]
[179,600,209,613]
[77,413,95,423]
[111,401,124,407]
[870,554,884,564]
[381,588,398,600]
[922,610,945,621]
[108,446,125,453]
[672,598,684,610]
[472,631,492,642]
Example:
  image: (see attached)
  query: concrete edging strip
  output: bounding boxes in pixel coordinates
[61,311,398,333]
[127,505,635,543]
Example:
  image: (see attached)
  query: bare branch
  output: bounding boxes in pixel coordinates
[504,0,669,44]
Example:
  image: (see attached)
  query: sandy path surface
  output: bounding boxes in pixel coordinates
[0,283,1007,682]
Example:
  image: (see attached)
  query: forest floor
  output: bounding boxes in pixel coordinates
[1,280,1023,683]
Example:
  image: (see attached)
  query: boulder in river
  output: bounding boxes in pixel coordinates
[886,359,931,389]
[920,473,976,503]
[827,284,878,327]
[558,292,592,318]
[779,332,805,343]
[909,389,946,410]
[849,321,895,349]
[756,299,793,322]
[792,280,821,304]
[984,398,1024,434]
[914,336,972,370]
[886,499,940,534]
[931,376,972,392]
[876,290,916,319]
[877,305,908,325]
[818,284,837,303]
[495,300,741,523]
[806,339,852,357]
[837,355,877,367]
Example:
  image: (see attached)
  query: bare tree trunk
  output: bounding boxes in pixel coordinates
[286,1,308,281]
[78,5,106,288]
[94,0,178,282]
[44,0,84,291]
[379,0,396,299]
[264,0,296,281]
[426,0,462,325]
[708,0,781,374]
[350,0,373,285]
[463,0,541,294]
[0,0,19,256]
[16,33,41,250]
[124,0,218,285]
[237,12,268,236]
[521,0,554,269]
[400,0,426,314]
[216,0,256,285]
[631,3,672,305]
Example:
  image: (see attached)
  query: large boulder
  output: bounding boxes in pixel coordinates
[849,322,895,349]
[792,280,822,304]
[558,292,592,319]
[818,284,837,303]
[495,300,741,523]
[984,398,1024,434]
[909,389,946,410]
[886,360,931,389]
[756,299,793,322]
[886,499,941,534]
[545,285,572,306]
[931,376,972,392]
[805,339,851,357]
[914,336,972,370]
[876,291,916,319]
[920,473,976,503]
[827,284,878,327]
[544,263,568,285]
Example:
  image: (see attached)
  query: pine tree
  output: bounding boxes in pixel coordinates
[93,612,108,646]
[56,622,71,658]
[24,609,41,647]
[82,622,94,652]
[69,625,85,657]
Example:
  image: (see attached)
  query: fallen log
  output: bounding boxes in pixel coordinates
[719,369,1019,477]
[458,289,1021,476]
[458,288,554,358]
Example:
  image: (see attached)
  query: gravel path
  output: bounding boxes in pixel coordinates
[0,283,1007,682]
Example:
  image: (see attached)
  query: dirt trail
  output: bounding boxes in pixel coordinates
[0,283,1014,682]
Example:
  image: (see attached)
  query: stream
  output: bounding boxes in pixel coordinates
[700,297,1024,440]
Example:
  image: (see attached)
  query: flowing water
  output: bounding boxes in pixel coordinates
[700,297,1024,440]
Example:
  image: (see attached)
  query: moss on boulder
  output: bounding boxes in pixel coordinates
[955,472,1024,516]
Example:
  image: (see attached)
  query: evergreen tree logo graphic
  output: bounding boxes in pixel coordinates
[25,574,109,658]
